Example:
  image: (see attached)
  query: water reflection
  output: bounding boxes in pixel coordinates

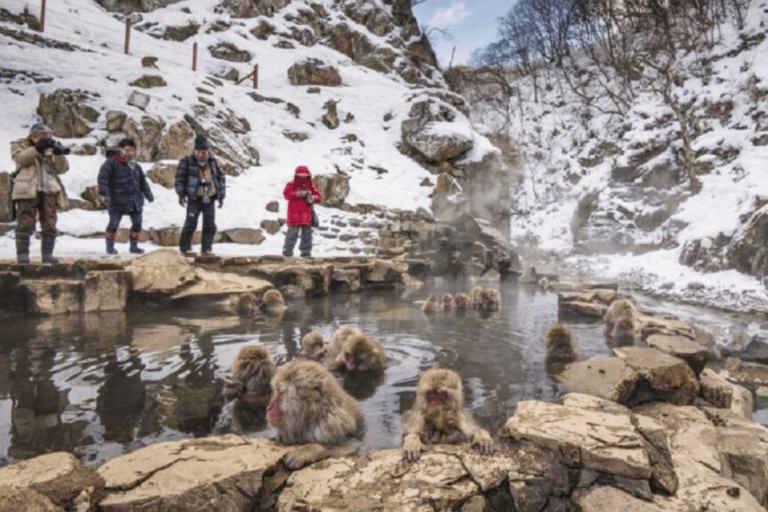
[1,280,764,468]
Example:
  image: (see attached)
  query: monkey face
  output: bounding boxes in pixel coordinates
[267,391,283,427]
[426,390,450,407]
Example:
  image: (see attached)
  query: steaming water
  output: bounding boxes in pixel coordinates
[0,281,765,468]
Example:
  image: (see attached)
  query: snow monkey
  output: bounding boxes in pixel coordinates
[421,294,439,314]
[300,331,326,359]
[544,323,577,364]
[222,343,276,402]
[481,288,501,311]
[402,368,495,462]
[603,298,640,339]
[441,293,453,312]
[453,292,471,310]
[470,286,484,308]
[260,288,287,315]
[232,291,258,316]
[328,332,388,372]
[325,325,363,361]
[610,317,638,346]
[267,359,365,470]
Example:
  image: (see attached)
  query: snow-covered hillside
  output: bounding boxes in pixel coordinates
[0,0,485,258]
[462,1,768,313]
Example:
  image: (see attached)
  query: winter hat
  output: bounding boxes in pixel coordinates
[29,123,52,135]
[294,165,311,178]
[194,135,209,150]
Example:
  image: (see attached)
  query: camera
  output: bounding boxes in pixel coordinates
[50,140,71,155]
[201,179,211,203]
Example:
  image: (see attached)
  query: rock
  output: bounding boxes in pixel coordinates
[129,74,167,88]
[260,219,281,235]
[97,436,287,512]
[330,268,362,292]
[431,173,469,222]
[0,452,105,511]
[83,270,132,312]
[559,299,608,318]
[557,356,639,404]
[223,228,265,245]
[121,114,165,162]
[145,162,177,188]
[400,98,474,162]
[104,110,127,132]
[23,279,83,315]
[321,99,339,129]
[157,119,195,161]
[500,398,657,485]
[126,90,150,111]
[742,334,768,363]
[0,486,62,512]
[698,368,754,420]
[645,334,712,376]
[634,402,768,508]
[266,201,279,212]
[38,89,99,137]
[80,185,107,209]
[311,173,350,208]
[614,347,700,406]
[287,59,341,87]
[125,249,197,295]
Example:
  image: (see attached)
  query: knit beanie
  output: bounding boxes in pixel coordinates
[194,135,209,150]
[29,123,52,136]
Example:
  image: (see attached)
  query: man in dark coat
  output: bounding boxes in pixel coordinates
[175,135,226,255]
[282,165,322,258]
[97,138,154,255]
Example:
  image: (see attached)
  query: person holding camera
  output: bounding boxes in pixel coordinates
[175,135,225,256]
[97,138,154,255]
[282,165,322,258]
[10,123,70,264]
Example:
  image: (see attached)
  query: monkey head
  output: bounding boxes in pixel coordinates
[234,292,258,316]
[300,331,326,358]
[416,368,463,412]
[333,333,386,372]
[232,344,276,397]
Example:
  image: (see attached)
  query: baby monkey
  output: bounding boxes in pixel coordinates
[222,343,276,402]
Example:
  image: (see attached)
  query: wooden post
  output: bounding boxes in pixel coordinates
[38,0,46,32]
[253,64,258,89]
[192,42,197,71]
[124,18,131,54]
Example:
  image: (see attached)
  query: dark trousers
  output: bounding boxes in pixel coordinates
[179,197,217,251]
[15,193,57,239]
[106,209,142,233]
[283,225,312,257]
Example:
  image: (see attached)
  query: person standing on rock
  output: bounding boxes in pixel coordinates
[282,165,322,258]
[175,135,226,256]
[97,138,154,255]
[10,123,70,264]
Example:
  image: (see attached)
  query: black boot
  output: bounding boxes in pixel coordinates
[16,237,30,264]
[130,236,144,254]
[41,236,59,264]
[106,234,118,255]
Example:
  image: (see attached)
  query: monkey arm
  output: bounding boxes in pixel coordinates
[457,414,495,455]
[283,443,327,470]
[402,411,426,462]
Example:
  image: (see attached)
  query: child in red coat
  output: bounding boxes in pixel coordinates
[282,166,322,257]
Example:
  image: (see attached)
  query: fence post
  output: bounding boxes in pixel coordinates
[124,18,131,54]
[38,0,46,32]
[192,42,197,71]
[253,64,258,89]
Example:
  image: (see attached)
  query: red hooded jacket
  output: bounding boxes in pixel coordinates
[283,166,322,226]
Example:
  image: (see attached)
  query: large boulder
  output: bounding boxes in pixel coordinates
[0,452,105,511]
[157,119,195,161]
[557,356,639,403]
[121,114,166,162]
[97,436,288,512]
[400,98,474,163]
[312,173,350,207]
[38,89,99,138]
[287,59,342,87]
[614,347,700,406]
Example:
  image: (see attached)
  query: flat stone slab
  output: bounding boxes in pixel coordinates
[558,356,639,404]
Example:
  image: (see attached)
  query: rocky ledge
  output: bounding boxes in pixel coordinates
[1,387,767,512]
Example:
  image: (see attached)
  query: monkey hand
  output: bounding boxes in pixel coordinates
[402,432,423,462]
[284,444,327,470]
[471,428,495,455]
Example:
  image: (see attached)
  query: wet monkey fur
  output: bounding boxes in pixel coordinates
[267,359,365,469]
[401,368,494,462]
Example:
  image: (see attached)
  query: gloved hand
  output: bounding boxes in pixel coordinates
[147,197,154,203]
[35,138,55,154]
[218,198,223,208]
[103,196,110,209]
[51,140,70,155]
[305,194,313,205]
[296,189,308,198]
[178,195,186,207]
